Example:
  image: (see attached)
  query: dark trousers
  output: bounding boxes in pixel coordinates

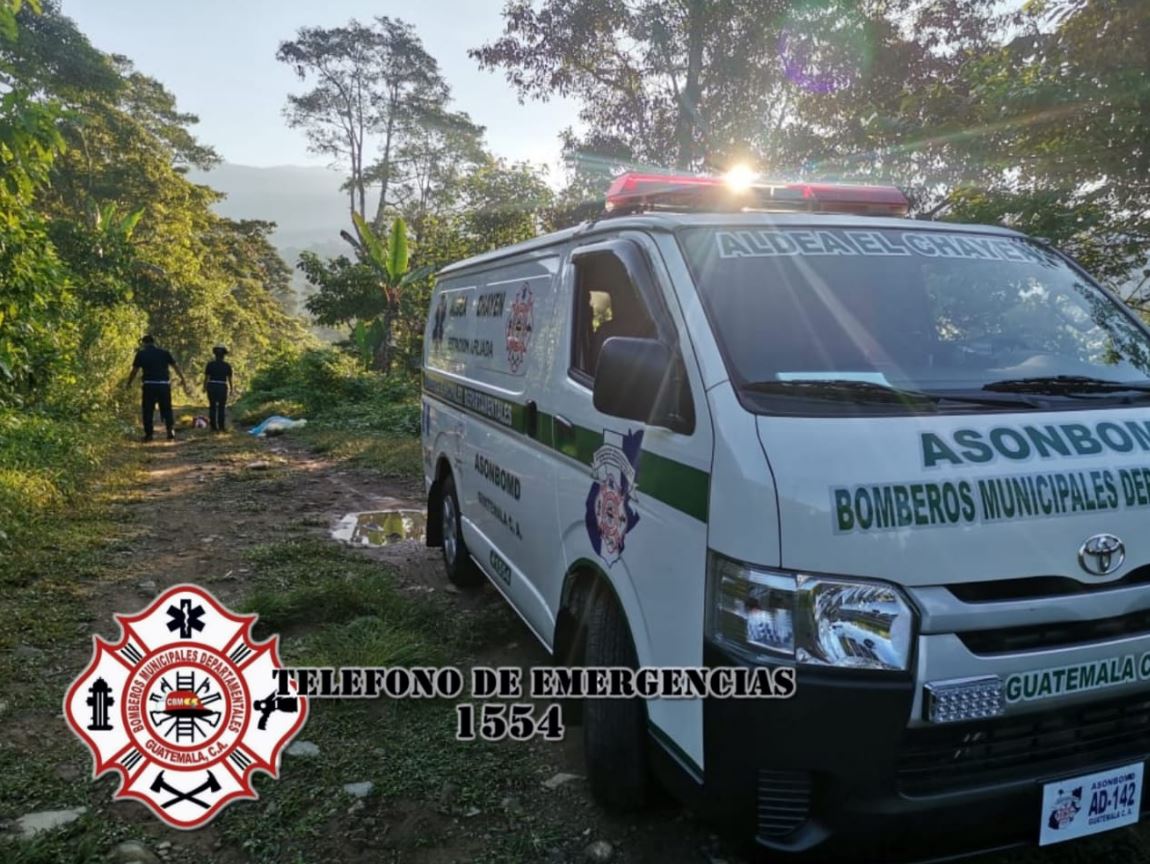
[206,383,228,431]
[142,383,174,439]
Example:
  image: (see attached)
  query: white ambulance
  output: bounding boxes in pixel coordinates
[420,172,1150,860]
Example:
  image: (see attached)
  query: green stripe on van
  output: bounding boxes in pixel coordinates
[423,370,710,522]
[637,450,710,522]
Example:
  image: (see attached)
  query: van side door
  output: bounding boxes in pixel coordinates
[552,234,714,768]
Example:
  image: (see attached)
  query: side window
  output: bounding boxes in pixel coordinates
[571,251,659,381]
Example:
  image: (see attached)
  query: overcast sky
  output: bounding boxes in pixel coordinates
[60,0,578,177]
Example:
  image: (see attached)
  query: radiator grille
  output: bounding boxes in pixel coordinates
[898,692,1150,795]
[958,608,1150,655]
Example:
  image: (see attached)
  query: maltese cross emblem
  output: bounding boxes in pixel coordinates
[63,584,308,828]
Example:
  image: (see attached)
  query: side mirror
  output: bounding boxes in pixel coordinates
[593,337,688,430]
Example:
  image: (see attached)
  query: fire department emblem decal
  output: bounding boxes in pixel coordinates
[505,282,534,373]
[63,584,308,828]
[585,429,644,566]
[1047,786,1083,831]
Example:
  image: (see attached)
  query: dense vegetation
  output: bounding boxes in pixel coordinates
[3,0,1149,554]
[472,0,1150,297]
[0,0,306,551]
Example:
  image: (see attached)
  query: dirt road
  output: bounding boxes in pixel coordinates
[0,429,727,864]
[4,428,1143,864]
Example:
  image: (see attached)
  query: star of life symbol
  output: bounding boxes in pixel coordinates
[63,584,308,828]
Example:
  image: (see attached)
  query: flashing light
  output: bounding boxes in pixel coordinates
[723,163,758,192]
[603,171,909,217]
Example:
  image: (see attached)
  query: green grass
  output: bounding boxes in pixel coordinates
[0,420,145,861]
[210,539,546,862]
[240,538,501,664]
[0,410,132,551]
[0,417,141,663]
[294,427,422,478]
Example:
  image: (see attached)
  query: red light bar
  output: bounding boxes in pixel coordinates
[794,183,909,215]
[603,172,909,217]
[604,172,724,211]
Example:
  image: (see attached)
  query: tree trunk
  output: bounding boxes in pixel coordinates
[372,306,396,373]
[373,91,399,232]
[676,0,706,170]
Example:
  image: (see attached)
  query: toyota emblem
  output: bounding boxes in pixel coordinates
[1078,534,1126,577]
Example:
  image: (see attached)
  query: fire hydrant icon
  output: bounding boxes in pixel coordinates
[86,677,115,731]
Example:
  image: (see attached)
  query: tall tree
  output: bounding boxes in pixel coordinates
[381,107,485,227]
[457,157,554,251]
[471,0,791,173]
[2,0,304,407]
[361,17,448,230]
[302,158,554,373]
[277,17,447,223]
[472,1,1008,198]
[938,0,1150,295]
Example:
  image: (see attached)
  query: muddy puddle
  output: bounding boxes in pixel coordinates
[332,510,427,547]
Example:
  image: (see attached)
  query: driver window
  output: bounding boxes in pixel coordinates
[571,251,658,381]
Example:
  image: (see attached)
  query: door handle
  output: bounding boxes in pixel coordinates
[524,399,538,437]
[553,413,575,454]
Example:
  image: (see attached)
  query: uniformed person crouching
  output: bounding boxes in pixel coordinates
[203,345,234,432]
[126,335,187,442]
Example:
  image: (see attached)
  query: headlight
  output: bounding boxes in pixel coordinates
[706,553,915,672]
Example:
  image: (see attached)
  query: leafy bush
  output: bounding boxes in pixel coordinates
[0,410,120,547]
[236,399,308,427]
[237,345,420,438]
[239,345,375,415]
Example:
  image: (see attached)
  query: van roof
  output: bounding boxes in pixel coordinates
[435,212,1029,278]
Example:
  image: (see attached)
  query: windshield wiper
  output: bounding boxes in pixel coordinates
[743,378,1043,409]
[982,375,1150,396]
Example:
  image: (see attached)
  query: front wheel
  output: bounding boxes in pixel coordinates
[583,589,648,811]
[440,473,483,588]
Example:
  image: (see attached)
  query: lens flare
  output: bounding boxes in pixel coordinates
[724,164,758,192]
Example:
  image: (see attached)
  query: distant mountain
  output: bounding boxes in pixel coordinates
[188,163,371,339]
[187,162,367,259]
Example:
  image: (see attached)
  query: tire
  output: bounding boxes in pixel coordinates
[583,588,648,811]
[440,473,483,588]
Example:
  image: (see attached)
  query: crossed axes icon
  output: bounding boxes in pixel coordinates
[150,769,221,809]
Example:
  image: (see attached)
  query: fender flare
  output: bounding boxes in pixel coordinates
[553,557,649,667]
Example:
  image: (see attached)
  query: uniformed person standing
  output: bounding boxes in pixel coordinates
[126,335,187,442]
[203,345,234,432]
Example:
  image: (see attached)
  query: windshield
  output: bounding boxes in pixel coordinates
[680,226,1150,413]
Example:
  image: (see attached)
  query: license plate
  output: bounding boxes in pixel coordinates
[1039,762,1143,846]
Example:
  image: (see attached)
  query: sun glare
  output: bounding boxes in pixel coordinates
[723,163,758,192]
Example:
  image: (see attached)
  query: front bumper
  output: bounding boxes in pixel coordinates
[701,640,1150,862]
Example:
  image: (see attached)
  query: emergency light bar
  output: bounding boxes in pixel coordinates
[603,171,910,218]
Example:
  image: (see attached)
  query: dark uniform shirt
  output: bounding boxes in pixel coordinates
[133,345,176,382]
[205,359,232,384]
